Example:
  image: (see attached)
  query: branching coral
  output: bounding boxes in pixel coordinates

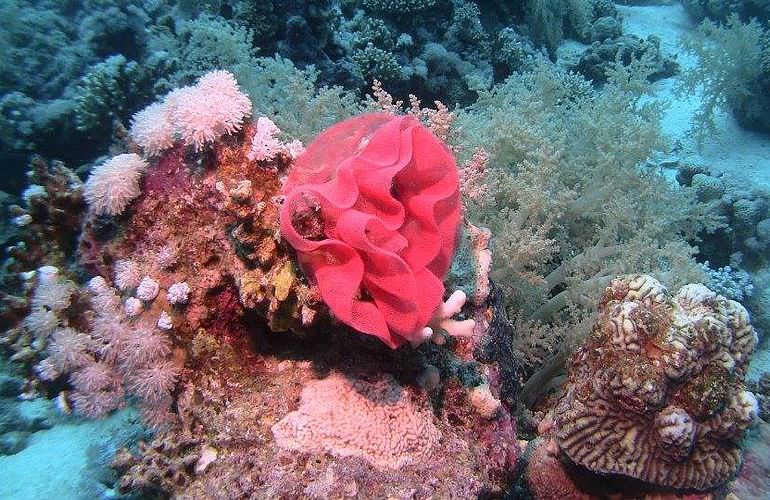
[679,15,770,135]
[552,274,758,490]
[455,60,714,376]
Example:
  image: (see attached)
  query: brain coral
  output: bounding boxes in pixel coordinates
[271,372,441,469]
[279,113,461,348]
[553,274,758,491]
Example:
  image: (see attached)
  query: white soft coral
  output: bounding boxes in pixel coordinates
[247,116,305,162]
[129,70,252,154]
[84,154,147,216]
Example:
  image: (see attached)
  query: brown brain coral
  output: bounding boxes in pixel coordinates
[553,274,758,491]
[271,372,441,469]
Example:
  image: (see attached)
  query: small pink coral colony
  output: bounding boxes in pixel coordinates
[279,113,462,348]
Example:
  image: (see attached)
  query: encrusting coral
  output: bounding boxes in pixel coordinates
[272,372,441,469]
[551,274,758,491]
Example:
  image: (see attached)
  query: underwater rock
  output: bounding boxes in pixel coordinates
[727,421,770,498]
[525,438,592,500]
[574,34,678,83]
[552,274,758,491]
[110,324,519,498]
[4,71,520,497]
[80,115,321,337]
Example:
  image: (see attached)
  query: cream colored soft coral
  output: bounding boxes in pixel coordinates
[84,154,147,216]
[129,70,252,154]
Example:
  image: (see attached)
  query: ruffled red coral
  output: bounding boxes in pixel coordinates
[280,113,461,348]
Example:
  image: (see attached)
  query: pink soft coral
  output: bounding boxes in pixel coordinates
[280,113,461,348]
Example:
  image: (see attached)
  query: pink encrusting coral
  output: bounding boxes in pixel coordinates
[280,113,462,348]
[272,372,441,469]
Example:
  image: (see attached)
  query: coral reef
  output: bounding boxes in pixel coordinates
[105,321,519,498]
[524,439,591,500]
[680,15,770,135]
[683,0,770,24]
[678,164,770,270]
[0,0,646,182]
[574,34,678,84]
[454,60,713,392]
[727,421,770,498]
[552,274,758,490]
[2,72,515,497]
[3,4,769,496]
[2,156,85,275]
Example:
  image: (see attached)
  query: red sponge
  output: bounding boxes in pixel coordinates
[280,113,461,348]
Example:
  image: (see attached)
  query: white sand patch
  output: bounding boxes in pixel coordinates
[0,408,132,499]
[619,3,770,191]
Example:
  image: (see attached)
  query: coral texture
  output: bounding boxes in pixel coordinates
[166,282,191,305]
[272,372,441,469]
[247,116,304,162]
[280,113,461,348]
[553,274,758,490]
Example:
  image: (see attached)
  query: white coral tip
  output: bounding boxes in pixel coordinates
[440,290,467,318]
